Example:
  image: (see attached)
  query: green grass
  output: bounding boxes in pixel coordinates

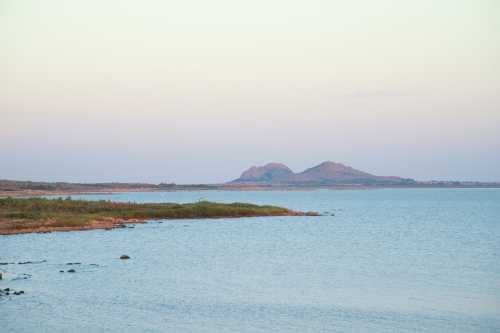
[0,197,295,231]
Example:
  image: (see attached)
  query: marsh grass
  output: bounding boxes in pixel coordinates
[0,197,295,233]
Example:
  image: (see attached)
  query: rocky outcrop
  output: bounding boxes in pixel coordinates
[232,161,415,185]
[236,163,294,183]
[0,288,24,297]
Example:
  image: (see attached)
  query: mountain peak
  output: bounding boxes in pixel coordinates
[235,163,293,183]
[262,162,290,170]
[297,161,374,181]
[313,161,349,169]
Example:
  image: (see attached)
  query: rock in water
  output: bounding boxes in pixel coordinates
[67,269,76,273]
[119,255,130,260]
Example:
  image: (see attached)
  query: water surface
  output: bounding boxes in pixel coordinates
[2,189,500,332]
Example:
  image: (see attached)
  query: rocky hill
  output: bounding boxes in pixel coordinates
[236,163,294,183]
[232,161,415,185]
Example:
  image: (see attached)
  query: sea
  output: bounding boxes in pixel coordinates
[1,188,500,332]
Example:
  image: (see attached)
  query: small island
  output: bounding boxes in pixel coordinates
[0,197,316,235]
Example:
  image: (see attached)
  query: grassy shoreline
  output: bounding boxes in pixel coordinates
[0,197,315,235]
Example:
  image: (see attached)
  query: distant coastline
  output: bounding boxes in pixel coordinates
[2,161,499,198]
[1,179,499,198]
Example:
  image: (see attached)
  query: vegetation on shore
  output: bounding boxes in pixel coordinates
[0,197,307,235]
[0,179,218,197]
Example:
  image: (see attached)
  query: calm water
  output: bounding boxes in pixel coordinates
[1,189,500,332]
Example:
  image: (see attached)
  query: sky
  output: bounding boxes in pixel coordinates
[1,0,499,183]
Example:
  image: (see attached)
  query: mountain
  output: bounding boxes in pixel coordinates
[236,163,294,183]
[231,161,415,185]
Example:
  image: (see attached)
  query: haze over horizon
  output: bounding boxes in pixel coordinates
[2,1,499,183]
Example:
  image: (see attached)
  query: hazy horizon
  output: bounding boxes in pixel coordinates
[2,1,499,183]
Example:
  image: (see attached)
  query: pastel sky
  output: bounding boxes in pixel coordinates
[2,0,499,183]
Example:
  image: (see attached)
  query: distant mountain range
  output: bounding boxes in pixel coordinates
[1,164,499,197]
[2,162,499,197]
[231,161,416,185]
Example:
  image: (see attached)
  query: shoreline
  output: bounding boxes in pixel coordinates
[0,198,318,236]
[2,183,500,198]
[0,216,145,235]
[0,211,315,236]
